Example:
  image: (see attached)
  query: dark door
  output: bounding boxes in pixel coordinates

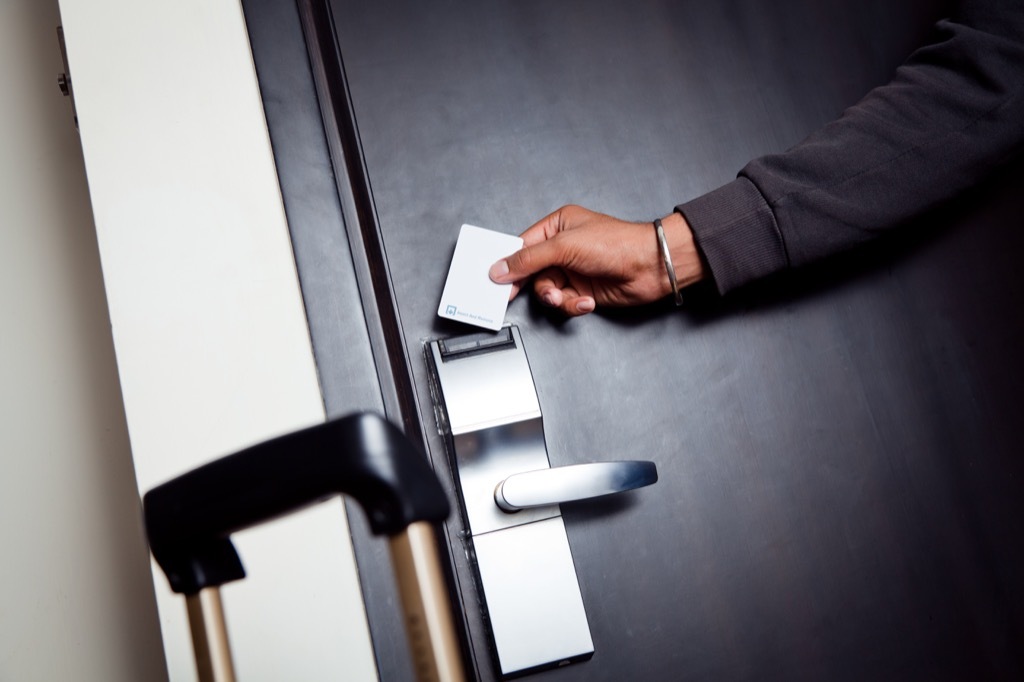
[243,1,1024,679]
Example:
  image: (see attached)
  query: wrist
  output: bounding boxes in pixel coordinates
[659,212,705,288]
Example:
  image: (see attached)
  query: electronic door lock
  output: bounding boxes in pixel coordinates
[426,325,659,677]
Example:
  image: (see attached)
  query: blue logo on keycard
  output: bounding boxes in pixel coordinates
[446,305,457,316]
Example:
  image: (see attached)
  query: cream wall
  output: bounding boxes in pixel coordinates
[2,0,378,679]
[0,1,166,679]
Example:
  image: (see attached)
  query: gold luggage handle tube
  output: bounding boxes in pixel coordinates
[390,522,466,682]
[182,524,465,682]
[185,587,236,682]
[144,413,464,682]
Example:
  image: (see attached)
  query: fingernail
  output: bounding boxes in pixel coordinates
[489,260,510,282]
[540,288,562,307]
[576,298,595,313]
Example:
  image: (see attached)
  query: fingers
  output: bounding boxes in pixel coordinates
[488,204,600,315]
[534,268,596,316]
[567,295,596,315]
[518,206,568,247]
[489,237,566,284]
[504,270,594,312]
[544,287,595,316]
[494,213,561,300]
[533,267,564,307]
[489,204,589,284]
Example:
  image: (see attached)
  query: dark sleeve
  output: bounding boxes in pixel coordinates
[677,0,1024,295]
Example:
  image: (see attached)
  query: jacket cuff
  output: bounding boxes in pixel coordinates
[676,177,787,295]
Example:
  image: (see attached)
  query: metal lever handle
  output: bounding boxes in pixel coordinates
[495,461,658,512]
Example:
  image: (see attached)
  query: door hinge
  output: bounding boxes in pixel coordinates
[56,26,78,130]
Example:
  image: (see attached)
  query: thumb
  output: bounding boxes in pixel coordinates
[489,239,564,284]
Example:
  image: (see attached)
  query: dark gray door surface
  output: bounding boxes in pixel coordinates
[242,1,1024,679]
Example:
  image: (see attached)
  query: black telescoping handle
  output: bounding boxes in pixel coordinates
[144,412,449,595]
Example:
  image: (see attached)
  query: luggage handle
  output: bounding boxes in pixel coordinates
[144,412,465,682]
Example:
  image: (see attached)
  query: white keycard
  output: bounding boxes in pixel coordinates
[437,224,523,331]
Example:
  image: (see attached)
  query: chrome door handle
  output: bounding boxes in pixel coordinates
[495,461,658,512]
[429,327,662,675]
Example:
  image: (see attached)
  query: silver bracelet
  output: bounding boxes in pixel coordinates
[654,218,683,306]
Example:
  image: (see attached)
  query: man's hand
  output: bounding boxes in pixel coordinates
[489,205,705,316]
